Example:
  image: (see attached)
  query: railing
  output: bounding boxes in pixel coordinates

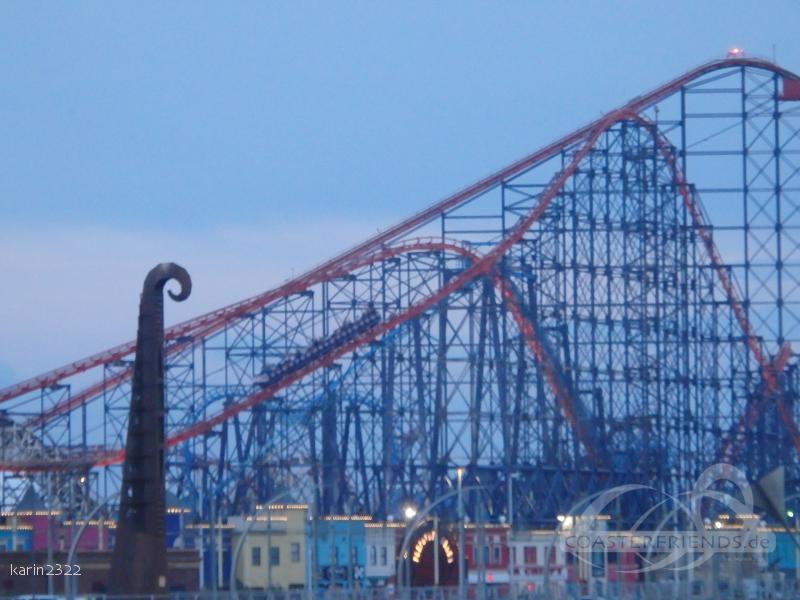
[6,579,800,600]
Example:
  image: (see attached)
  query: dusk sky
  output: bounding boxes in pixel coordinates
[1,2,798,385]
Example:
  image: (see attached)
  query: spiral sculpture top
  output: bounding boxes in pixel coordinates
[142,262,192,303]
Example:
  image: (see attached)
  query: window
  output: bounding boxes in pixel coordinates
[493,545,500,564]
[524,546,536,565]
[251,546,262,567]
[370,545,377,566]
[380,546,388,566]
[270,546,280,566]
[291,542,301,563]
[483,545,489,564]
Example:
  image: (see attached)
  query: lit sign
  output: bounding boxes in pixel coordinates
[411,531,455,564]
[412,532,434,563]
[441,538,455,564]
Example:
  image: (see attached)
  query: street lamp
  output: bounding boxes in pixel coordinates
[64,494,117,600]
[457,468,465,600]
[403,505,418,521]
[400,503,418,592]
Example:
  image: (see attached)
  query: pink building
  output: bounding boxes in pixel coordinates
[5,486,114,553]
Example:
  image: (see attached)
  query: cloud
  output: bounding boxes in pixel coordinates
[0,220,380,382]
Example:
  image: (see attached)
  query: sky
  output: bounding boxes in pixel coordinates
[1,1,798,386]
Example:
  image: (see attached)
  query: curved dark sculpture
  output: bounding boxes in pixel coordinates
[109,263,191,595]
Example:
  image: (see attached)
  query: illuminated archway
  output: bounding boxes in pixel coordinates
[409,527,459,587]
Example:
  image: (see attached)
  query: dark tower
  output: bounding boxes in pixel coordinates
[109,263,191,595]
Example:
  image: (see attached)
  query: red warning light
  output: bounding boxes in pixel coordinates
[727,47,744,58]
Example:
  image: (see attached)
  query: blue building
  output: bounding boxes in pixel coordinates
[315,517,367,588]
[166,491,194,549]
[769,532,797,574]
[0,525,32,552]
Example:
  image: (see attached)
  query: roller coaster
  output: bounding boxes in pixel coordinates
[2,57,800,528]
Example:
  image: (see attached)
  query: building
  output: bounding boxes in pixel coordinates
[3,487,114,553]
[770,530,798,577]
[0,486,210,593]
[364,521,402,586]
[315,515,369,588]
[165,490,194,549]
[0,523,32,552]
[230,510,399,591]
[231,503,308,590]
[464,523,510,588]
[508,529,568,595]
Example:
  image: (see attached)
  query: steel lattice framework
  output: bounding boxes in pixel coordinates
[2,58,800,527]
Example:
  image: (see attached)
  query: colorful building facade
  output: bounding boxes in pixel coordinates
[231,504,309,590]
[0,523,32,552]
[364,522,402,585]
[315,516,368,588]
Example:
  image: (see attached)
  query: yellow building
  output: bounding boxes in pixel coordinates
[231,503,309,590]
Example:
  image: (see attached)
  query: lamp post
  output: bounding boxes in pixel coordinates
[64,494,116,600]
[457,468,465,600]
[506,472,520,600]
[267,502,273,592]
[507,472,516,531]
[347,514,355,600]
[433,514,439,587]
[476,499,485,600]
[403,503,417,592]
[46,472,54,597]
[210,493,218,600]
